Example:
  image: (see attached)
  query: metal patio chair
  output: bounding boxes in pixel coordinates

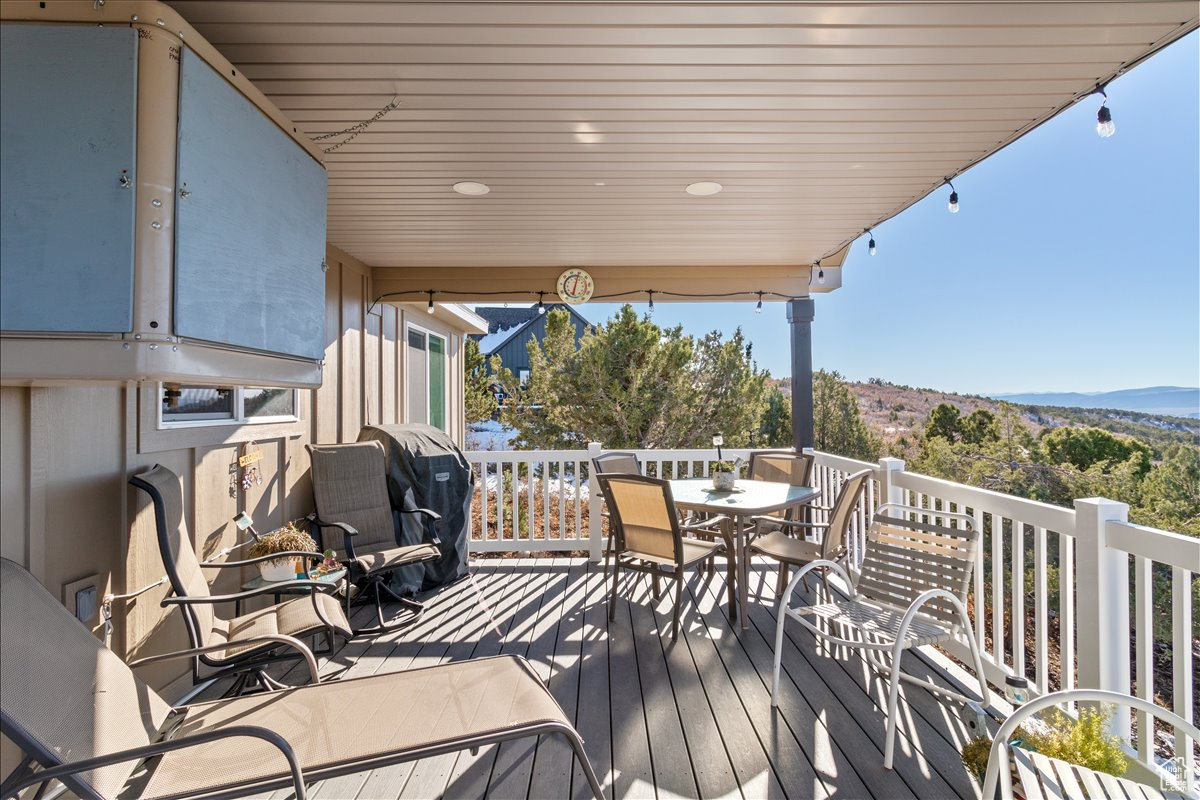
[597,473,731,639]
[982,689,1196,800]
[130,465,353,693]
[591,450,642,575]
[307,441,443,634]
[771,504,990,769]
[0,558,606,800]
[747,467,871,599]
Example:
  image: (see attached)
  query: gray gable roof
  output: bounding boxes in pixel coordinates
[469,304,592,354]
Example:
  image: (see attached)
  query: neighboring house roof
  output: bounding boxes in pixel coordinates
[470,304,591,355]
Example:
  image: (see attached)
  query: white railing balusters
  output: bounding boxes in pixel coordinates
[1059,531,1076,709]
[1034,525,1049,695]
[1172,565,1195,795]
[992,512,1004,664]
[1134,554,1153,763]
[1012,518,1026,680]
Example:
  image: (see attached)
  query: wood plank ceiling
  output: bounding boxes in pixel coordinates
[168,1,1196,276]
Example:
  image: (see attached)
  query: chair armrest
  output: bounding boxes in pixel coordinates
[127,635,320,685]
[307,512,361,561]
[210,551,325,569]
[681,513,729,533]
[162,581,336,607]
[3,725,308,800]
[401,505,441,522]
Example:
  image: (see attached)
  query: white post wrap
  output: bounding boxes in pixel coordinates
[587,441,604,562]
[878,457,906,507]
[1074,497,1131,742]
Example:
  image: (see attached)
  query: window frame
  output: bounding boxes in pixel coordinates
[158,384,299,430]
[404,320,449,433]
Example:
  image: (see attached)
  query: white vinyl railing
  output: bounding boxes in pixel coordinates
[464,442,1198,787]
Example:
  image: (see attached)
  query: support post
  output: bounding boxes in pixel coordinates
[586,441,604,562]
[878,457,906,508]
[1074,497,1131,742]
[787,298,815,451]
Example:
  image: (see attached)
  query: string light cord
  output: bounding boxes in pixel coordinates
[368,288,805,315]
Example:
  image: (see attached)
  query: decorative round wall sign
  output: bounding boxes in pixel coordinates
[556,268,594,304]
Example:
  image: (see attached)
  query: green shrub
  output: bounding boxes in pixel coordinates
[1022,706,1128,777]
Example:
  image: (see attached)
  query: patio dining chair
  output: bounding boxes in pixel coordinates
[130,465,353,693]
[746,467,871,599]
[771,503,990,770]
[0,557,606,800]
[307,441,442,634]
[597,473,731,639]
[591,451,642,575]
[982,689,1197,800]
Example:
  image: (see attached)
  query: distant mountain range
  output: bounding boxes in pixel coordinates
[990,386,1200,418]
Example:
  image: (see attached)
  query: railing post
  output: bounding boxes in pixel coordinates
[878,456,905,507]
[1074,497,1131,742]
[586,441,603,562]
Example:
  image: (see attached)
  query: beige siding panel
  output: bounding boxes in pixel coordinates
[0,387,29,565]
[364,306,382,427]
[316,256,342,445]
[194,445,242,596]
[340,264,364,440]
[381,304,399,424]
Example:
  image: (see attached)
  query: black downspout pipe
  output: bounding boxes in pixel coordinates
[787,298,815,451]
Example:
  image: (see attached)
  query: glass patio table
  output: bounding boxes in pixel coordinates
[669,478,821,629]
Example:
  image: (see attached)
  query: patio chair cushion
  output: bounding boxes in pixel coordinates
[139,655,568,799]
[224,592,353,657]
[747,529,822,565]
[793,597,953,648]
[627,536,723,568]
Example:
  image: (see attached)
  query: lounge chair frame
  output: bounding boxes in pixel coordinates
[591,450,643,575]
[0,558,606,800]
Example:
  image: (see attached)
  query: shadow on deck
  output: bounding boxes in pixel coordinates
[237,557,982,800]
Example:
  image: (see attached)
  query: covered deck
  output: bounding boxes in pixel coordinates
[245,556,979,800]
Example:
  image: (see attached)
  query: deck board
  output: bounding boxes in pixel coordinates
[215,556,980,800]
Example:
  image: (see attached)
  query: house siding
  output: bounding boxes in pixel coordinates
[481,307,590,375]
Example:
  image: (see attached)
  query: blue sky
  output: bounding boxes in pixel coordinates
[551,32,1199,396]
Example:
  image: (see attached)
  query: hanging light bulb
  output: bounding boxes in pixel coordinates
[1096,102,1115,138]
[755,291,763,314]
[866,228,877,256]
[537,292,546,315]
[815,261,825,285]
[426,291,435,314]
[647,290,655,314]
[946,180,959,214]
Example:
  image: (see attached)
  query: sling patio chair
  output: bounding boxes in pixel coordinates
[597,473,731,639]
[982,689,1197,800]
[771,504,990,770]
[0,558,606,800]
[306,441,442,634]
[130,465,353,694]
[746,467,871,600]
[591,450,642,575]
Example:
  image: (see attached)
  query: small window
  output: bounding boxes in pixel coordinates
[160,384,298,428]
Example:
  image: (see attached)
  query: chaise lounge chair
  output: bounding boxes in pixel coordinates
[0,557,606,800]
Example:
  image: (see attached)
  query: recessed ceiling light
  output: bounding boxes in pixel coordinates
[685,181,722,196]
[452,181,490,196]
[594,182,606,186]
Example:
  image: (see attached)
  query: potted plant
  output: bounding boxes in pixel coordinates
[711,460,738,491]
[247,522,319,582]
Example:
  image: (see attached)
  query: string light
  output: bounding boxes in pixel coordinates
[945,180,959,214]
[366,287,809,316]
[1095,85,1115,138]
[647,290,655,313]
[426,290,435,314]
[755,291,763,314]
[537,292,546,315]
[866,228,877,256]
[815,261,825,285]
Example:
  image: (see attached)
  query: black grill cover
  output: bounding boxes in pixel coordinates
[357,423,472,594]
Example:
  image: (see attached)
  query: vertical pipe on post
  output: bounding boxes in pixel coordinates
[787,299,815,451]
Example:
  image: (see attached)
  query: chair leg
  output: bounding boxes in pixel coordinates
[652,572,661,600]
[603,532,613,577]
[725,552,736,619]
[882,644,905,769]
[608,560,621,621]
[351,580,423,635]
[671,576,682,640]
[560,727,606,800]
[776,562,790,599]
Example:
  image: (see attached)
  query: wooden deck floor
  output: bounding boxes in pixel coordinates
[248,557,982,800]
